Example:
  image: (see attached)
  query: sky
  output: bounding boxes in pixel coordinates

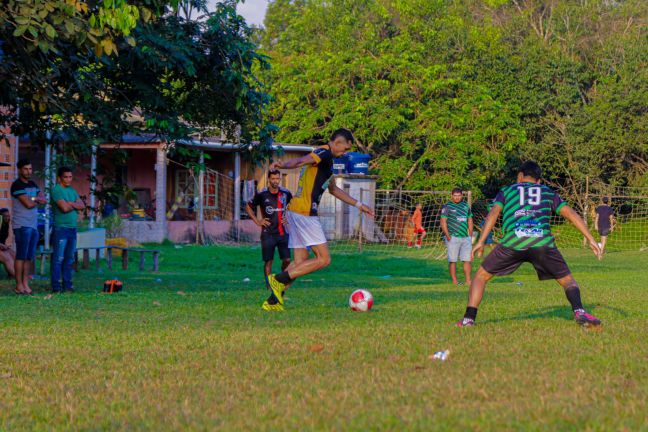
[207,0,270,27]
[236,0,270,27]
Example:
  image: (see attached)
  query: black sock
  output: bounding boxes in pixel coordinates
[275,271,293,284]
[267,293,279,305]
[564,287,583,311]
[464,307,478,320]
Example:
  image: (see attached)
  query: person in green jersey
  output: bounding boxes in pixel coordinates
[457,161,602,328]
[50,167,84,293]
[440,188,473,285]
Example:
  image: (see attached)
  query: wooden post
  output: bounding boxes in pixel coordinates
[153,251,159,272]
[583,176,590,248]
[83,249,90,269]
[40,253,46,276]
[107,247,113,270]
[358,188,364,253]
[122,248,129,270]
[139,251,145,271]
[95,248,101,270]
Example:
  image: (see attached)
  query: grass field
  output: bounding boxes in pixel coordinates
[1,244,647,431]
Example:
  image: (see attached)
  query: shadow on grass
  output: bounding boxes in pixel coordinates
[480,302,627,324]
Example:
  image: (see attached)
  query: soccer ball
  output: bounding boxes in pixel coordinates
[349,289,373,312]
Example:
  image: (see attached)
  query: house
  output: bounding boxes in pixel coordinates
[0,127,18,209]
[18,136,315,244]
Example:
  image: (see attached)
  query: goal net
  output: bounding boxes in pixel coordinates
[324,183,648,256]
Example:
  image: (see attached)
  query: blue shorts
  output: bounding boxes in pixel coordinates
[14,227,39,261]
[446,236,472,262]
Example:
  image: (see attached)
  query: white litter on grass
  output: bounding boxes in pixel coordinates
[243,277,251,283]
[431,350,450,361]
[516,282,524,286]
[174,245,183,249]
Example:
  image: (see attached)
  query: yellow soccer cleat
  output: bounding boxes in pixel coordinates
[262,300,284,311]
[267,274,286,305]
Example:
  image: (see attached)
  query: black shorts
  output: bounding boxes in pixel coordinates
[261,234,290,262]
[481,244,571,281]
[598,225,611,237]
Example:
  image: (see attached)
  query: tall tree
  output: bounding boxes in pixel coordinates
[1,0,275,160]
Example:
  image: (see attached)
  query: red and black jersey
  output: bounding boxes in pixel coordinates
[247,187,293,236]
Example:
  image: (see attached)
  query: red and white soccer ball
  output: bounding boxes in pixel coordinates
[349,289,373,312]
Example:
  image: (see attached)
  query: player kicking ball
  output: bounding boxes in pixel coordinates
[263,128,374,311]
[457,161,603,327]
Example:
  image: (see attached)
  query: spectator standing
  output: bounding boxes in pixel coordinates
[11,159,47,295]
[51,167,84,293]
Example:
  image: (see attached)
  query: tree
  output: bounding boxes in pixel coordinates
[260,0,647,193]
[261,0,525,193]
[1,0,275,163]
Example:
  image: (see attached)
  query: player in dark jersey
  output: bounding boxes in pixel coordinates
[246,170,292,296]
[457,161,603,327]
[265,128,374,311]
[594,197,615,255]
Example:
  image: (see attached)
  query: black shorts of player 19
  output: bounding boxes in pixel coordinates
[458,161,603,327]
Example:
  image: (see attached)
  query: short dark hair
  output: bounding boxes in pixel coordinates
[57,166,73,177]
[17,158,31,169]
[268,169,281,177]
[451,187,463,195]
[0,208,8,214]
[330,128,354,143]
[602,197,609,204]
[518,161,542,180]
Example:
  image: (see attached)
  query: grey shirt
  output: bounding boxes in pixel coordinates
[10,179,40,229]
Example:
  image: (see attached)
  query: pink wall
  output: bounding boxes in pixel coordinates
[168,219,260,244]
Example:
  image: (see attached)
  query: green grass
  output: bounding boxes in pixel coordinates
[1,244,647,431]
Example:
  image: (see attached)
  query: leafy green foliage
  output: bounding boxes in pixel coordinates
[1,0,274,166]
[261,0,647,193]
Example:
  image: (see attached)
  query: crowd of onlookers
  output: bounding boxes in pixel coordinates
[3,158,82,295]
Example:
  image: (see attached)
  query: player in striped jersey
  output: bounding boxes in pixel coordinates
[457,161,603,327]
[440,188,474,285]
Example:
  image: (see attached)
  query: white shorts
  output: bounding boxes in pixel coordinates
[286,211,327,249]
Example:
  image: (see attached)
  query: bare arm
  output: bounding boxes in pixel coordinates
[440,218,451,241]
[71,199,85,211]
[55,199,74,213]
[468,217,474,237]
[560,205,602,259]
[594,213,599,231]
[271,154,318,171]
[328,183,374,217]
[471,205,502,258]
[16,195,38,209]
[245,203,270,228]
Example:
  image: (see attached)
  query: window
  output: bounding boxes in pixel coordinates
[175,169,219,210]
